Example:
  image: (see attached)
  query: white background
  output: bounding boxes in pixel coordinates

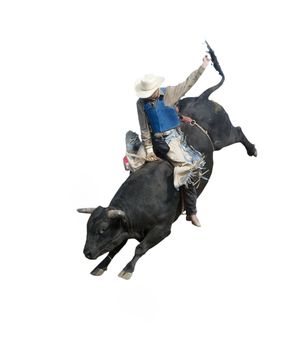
[1,1,293,349]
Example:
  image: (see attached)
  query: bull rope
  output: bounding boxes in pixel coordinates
[189,119,215,151]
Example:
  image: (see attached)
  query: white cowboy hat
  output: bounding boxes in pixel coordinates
[134,74,165,98]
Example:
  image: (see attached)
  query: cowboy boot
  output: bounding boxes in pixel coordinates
[183,184,201,227]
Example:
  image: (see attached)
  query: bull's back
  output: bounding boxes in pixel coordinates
[179,97,233,143]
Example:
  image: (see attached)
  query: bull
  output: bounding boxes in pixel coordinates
[78,43,257,279]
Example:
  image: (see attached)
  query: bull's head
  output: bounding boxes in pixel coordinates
[77,206,128,260]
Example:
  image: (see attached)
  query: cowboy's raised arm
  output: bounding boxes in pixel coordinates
[164,55,210,107]
[137,99,158,161]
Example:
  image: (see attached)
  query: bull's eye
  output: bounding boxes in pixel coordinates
[99,226,108,235]
[97,221,109,235]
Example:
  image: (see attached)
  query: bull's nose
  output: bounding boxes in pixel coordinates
[83,247,94,259]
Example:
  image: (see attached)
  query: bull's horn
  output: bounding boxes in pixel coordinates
[77,208,95,214]
[107,209,126,219]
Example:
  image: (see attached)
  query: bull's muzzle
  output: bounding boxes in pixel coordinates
[83,247,95,259]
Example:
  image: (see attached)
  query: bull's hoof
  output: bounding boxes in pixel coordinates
[90,267,106,276]
[118,270,133,280]
[248,145,257,157]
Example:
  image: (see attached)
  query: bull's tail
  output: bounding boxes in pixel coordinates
[199,41,225,100]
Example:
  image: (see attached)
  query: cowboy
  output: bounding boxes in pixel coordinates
[134,55,210,227]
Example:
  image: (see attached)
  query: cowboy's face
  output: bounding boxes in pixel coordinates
[148,88,160,101]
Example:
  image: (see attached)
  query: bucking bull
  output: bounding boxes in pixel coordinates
[77,43,257,279]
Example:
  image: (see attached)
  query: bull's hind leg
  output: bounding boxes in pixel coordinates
[118,225,171,280]
[91,240,127,276]
[215,126,257,157]
[233,126,257,156]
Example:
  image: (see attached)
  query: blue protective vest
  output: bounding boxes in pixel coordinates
[143,88,180,133]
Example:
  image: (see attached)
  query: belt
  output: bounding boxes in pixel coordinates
[154,127,180,138]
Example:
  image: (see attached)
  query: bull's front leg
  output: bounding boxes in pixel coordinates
[118,225,171,280]
[91,240,127,276]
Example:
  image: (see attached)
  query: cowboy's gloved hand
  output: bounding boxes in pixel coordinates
[202,55,211,68]
[145,146,159,161]
[146,153,159,161]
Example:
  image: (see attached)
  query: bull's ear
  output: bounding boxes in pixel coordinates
[77,208,96,214]
[107,209,126,220]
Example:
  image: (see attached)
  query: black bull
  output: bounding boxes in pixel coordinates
[78,48,257,280]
